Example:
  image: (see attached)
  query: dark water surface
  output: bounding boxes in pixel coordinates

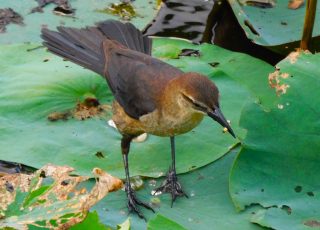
[144,0,283,65]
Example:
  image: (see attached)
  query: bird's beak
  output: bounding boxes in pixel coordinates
[208,108,236,138]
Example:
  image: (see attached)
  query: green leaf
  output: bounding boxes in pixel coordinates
[92,148,263,230]
[0,38,272,178]
[0,165,120,229]
[23,185,51,208]
[227,0,320,47]
[70,211,109,230]
[4,189,28,217]
[0,1,158,44]
[229,51,320,229]
[147,214,187,230]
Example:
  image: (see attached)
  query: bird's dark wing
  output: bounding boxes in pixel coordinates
[102,40,183,119]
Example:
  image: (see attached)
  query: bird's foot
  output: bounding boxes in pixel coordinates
[153,168,188,207]
[126,188,154,220]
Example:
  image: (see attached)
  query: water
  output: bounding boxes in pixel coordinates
[144,0,283,65]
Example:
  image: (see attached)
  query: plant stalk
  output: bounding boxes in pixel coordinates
[300,0,318,50]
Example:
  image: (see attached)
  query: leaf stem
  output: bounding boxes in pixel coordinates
[300,0,318,50]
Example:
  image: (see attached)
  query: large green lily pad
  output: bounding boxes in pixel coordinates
[228,0,320,49]
[0,0,158,44]
[0,38,273,178]
[92,148,263,230]
[229,51,320,229]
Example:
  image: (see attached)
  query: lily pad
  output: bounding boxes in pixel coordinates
[227,0,320,50]
[147,214,187,230]
[229,51,320,229]
[0,0,158,44]
[0,38,273,177]
[92,148,263,230]
[0,165,122,229]
[70,211,109,230]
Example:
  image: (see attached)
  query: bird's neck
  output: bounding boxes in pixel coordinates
[158,78,204,132]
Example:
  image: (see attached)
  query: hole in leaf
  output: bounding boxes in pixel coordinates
[95,151,105,159]
[281,205,292,215]
[294,185,302,193]
[244,20,260,36]
[307,191,315,197]
[40,170,46,178]
[53,6,74,16]
[179,49,201,57]
[209,62,220,67]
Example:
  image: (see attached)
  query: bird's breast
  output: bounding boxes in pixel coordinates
[140,109,204,137]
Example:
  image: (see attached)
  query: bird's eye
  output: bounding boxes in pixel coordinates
[181,93,207,111]
[193,101,203,109]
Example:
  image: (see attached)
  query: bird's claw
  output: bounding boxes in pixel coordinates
[126,189,154,220]
[153,168,188,207]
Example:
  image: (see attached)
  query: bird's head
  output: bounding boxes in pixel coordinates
[177,72,235,138]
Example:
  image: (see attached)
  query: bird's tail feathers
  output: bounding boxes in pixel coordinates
[41,20,151,76]
[97,20,151,55]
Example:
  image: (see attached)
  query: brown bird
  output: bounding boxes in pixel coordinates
[41,20,235,219]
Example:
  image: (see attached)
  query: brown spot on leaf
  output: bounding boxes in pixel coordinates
[285,50,310,64]
[288,0,304,9]
[48,111,70,121]
[287,51,300,64]
[268,70,290,96]
[73,98,111,120]
[0,8,24,33]
[48,97,111,122]
[304,220,320,227]
[0,164,122,228]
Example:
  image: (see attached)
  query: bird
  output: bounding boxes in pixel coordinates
[41,19,235,219]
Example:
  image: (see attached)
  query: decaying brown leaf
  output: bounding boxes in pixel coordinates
[304,220,320,227]
[268,70,290,96]
[288,0,304,9]
[0,164,122,229]
[0,8,24,33]
[285,50,310,64]
[48,97,111,121]
[73,98,111,120]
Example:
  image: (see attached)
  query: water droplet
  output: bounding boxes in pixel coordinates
[278,104,284,109]
[151,190,162,196]
[149,179,157,187]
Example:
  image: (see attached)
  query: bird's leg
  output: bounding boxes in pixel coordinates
[121,135,154,219]
[153,136,188,207]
